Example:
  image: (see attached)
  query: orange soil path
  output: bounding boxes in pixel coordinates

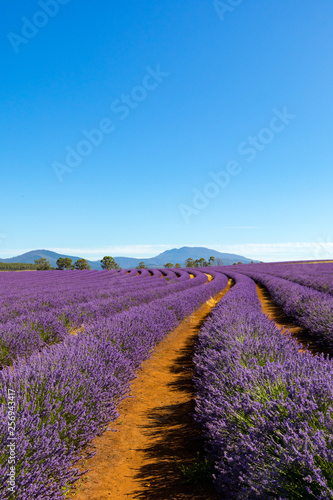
[70,280,233,500]
[256,283,326,356]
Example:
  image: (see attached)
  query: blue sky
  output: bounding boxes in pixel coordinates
[1,0,333,262]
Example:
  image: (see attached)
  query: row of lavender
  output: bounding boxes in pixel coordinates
[238,261,333,296]
[194,272,333,499]
[0,269,204,368]
[230,264,333,350]
[0,270,228,499]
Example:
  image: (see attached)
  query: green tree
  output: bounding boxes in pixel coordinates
[208,256,216,267]
[136,261,147,269]
[185,258,195,268]
[34,258,51,271]
[164,263,174,268]
[175,263,181,268]
[101,256,120,270]
[196,258,208,267]
[74,259,91,270]
[0,263,37,271]
[56,257,73,270]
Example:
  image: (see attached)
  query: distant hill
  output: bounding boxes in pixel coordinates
[0,250,101,270]
[149,246,258,266]
[0,247,260,269]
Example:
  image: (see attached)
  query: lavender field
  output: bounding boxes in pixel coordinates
[1,263,333,499]
[0,268,227,499]
[195,262,333,499]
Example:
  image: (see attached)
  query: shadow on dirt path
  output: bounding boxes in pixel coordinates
[71,279,232,500]
[257,283,331,357]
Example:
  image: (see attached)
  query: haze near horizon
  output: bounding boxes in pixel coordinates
[1,1,333,262]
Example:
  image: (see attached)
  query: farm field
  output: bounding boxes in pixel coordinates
[1,263,333,499]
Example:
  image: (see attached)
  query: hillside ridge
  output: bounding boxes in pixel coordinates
[0,247,260,269]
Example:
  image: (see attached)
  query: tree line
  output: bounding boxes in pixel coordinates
[0,263,38,271]
[185,256,219,267]
[33,256,122,271]
[135,257,221,269]
[7,255,258,272]
[37,256,226,270]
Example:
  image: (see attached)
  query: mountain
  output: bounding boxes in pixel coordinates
[149,247,257,266]
[0,249,99,269]
[0,247,260,269]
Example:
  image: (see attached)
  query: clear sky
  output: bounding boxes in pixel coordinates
[1,0,333,262]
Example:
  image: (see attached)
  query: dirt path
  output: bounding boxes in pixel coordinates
[256,283,327,356]
[204,274,213,282]
[70,280,232,500]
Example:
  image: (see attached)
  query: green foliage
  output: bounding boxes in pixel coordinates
[32,322,56,344]
[0,263,37,271]
[197,257,208,267]
[175,263,181,268]
[34,258,51,270]
[277,449,333,499]
[175,452,214,485]
[136,261,147,269]
[164,262,174,268]
[185,257,211,268]
[208,256,216,266]
[74,259,91,270]
[56,257,73,270]
[185,258,195,268]
[0,341,12,367]
[100,256,120,270]
[280,461,328,499]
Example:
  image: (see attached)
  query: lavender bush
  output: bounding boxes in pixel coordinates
[237,270,333,349]
[194,272,333,499]
[0,269,228,499]
[0,270,209,367]
[237,262,333,296]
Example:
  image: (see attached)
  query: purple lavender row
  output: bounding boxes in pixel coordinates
[0,271,228,499]
[0,268,195,315]
[0,267,192,309]
[0,275,172,366]
[149,268,163,277]
[0,278,166,321]
[0,268,166,298]
[0,269,154,299]
[242,262,333,296]
[0,275,173,325]
[194,272,333,499]
[0,271,208,367]
[237,270,333,349]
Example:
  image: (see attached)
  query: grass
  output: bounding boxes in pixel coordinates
[174,452,214,486]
